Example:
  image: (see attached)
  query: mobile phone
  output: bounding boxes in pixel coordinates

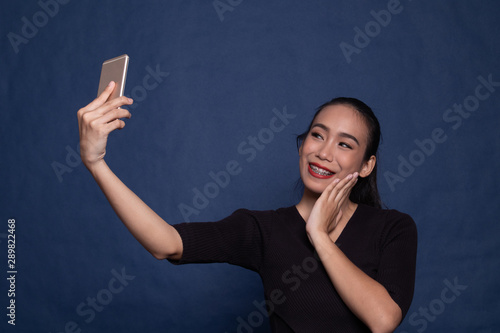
[97,54,129,101]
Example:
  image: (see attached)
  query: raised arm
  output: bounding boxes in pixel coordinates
[305,173,402,333]
[77,81,182,260]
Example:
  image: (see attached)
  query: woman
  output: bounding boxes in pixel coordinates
[78,81,417,333]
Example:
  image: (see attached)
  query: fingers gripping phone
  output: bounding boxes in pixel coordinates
[97,54,129,101]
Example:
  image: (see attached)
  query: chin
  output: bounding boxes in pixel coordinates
[302,180,327,196]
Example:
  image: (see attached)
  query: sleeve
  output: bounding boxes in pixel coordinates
[167,209,265,272]
[376,211,418,321]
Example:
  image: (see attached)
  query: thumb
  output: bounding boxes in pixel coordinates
[87,81,116,110]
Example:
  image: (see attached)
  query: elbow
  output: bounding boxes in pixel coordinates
[150,251,168,260]
[146,229,184,261]
[371,322,398,333]
[149,248,182,261]
[369,310,401,333]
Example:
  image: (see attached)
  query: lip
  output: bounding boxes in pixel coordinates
[308,162,335,179]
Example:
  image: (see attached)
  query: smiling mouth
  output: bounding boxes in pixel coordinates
[309,163,334,177]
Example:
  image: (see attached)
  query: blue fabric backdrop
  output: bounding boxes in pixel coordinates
[1,0,499,332]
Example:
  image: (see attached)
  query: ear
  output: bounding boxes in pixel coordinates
[359,155,376,178]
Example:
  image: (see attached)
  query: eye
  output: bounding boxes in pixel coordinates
[311,132,323,140]
[339,142,352,149]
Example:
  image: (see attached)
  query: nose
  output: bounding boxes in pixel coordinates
[317,143,334,162]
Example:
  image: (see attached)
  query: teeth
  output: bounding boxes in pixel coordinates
[310,164,333,176]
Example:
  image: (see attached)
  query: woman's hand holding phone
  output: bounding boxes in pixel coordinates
[77,81,134,171]
[76,81,182,260]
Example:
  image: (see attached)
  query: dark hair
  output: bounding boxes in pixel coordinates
[296,97,382,208]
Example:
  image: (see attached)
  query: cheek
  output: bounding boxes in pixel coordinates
[299,154,308,172]
[338,153,364,170]
[301,140,322,159]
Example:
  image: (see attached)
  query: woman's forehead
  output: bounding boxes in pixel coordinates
[313,105,369,140]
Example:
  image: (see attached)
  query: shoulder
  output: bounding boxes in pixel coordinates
[224,206,301,239]
[358,204,415,225]
[222,206,299,248]
[357,204,417,240]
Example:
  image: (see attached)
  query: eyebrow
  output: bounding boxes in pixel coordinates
[311,123,360,146]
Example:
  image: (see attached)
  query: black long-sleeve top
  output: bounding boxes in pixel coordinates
[170,204,418,332]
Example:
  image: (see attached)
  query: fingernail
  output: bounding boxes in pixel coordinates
[347,174,353,180]
[128,98,133,103]
[108,81,114,87]
[353,172,359,178]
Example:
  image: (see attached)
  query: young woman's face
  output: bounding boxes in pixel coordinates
[299,104,373,195]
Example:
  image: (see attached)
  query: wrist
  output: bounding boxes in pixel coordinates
[307,227,331,247]
[86,159,108,178]
[310,232,338,260]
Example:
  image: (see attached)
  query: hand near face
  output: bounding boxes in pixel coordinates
[77,81,133,169]
[305,172,359,242]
